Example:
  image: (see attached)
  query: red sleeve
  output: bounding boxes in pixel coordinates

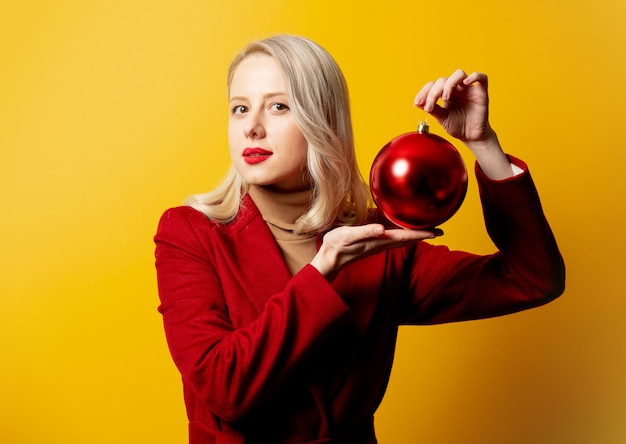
[154,208,351,422]
[398,156,566,324]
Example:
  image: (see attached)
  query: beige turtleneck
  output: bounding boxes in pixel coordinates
[247,185,318,276]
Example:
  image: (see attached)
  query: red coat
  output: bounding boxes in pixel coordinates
[154,158,565,443]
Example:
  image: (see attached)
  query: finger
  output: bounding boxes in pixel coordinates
[463,72,488,89]
[414,81,435,108]
[414,77,447,112]
[442,69,468,101]
[423,77,448,113]
[382,228,444,241]
[362,228,443,256]
[329,224,385,246]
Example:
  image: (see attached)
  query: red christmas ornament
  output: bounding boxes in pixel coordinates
[370,122,468,229]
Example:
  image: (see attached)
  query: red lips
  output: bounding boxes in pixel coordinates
[243,147,272,164]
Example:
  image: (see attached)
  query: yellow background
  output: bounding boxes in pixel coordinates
[1,0,625,443]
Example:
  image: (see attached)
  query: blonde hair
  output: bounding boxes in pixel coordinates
[186,35,371,233]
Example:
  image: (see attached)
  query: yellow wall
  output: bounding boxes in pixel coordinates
[1,1,624,443]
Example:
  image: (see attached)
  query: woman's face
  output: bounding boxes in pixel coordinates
[228,53,309,191]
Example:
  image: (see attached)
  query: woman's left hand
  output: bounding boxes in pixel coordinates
[414,70,514,180]
[414,70,495,145]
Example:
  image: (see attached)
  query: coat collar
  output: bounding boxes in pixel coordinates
[220,194,301,314]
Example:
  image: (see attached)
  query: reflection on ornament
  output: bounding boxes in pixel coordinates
[370,122,468,229]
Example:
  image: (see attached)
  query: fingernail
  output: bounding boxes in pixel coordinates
[433,228,444,237]
[373,226,384,235]
[425,102,433,113]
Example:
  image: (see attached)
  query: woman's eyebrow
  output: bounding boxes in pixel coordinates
[229,92,288,102]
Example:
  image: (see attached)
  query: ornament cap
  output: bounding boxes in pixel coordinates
[417,121,430,134]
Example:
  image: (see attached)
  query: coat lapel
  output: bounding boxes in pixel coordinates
[224,196,294,316]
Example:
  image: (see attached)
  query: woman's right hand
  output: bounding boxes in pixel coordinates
[310,224,441,281]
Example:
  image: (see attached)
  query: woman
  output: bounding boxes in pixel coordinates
[154,34,565,443]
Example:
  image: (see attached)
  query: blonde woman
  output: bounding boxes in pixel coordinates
[155,35,565,443]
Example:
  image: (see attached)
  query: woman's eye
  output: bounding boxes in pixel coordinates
[231,105,247,114]
[271,103,289,112]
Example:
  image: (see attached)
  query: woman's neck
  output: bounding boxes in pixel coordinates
[247,185,317,276]
[247,185,312,233]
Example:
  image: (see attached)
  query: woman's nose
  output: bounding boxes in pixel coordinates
[244,111,266,139]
